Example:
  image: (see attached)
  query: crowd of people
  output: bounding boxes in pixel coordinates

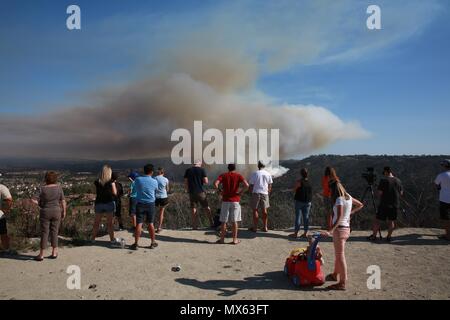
[0,159,449,291]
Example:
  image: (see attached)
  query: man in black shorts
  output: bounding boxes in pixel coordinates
[130,164,159,250]
[184,160,213,229]
[368,167,403,242]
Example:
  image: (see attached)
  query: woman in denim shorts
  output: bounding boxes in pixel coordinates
[91,165,118,244]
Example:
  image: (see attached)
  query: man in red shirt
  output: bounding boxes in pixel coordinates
[214,164,249,244]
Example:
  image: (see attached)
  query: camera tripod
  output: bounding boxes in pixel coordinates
[361,184,382,239]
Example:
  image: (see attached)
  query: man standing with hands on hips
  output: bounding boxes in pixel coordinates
[249,161,273,233]
[130,164,159,250]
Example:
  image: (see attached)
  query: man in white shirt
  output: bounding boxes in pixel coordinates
[248,161,273,232]
[0,183,13,252]
[435,159,450,241]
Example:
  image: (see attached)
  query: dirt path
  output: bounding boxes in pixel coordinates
[0,228,449,300]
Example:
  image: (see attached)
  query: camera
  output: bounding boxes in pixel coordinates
[362,167,377,185]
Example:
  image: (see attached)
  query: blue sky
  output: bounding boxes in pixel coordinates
[0,0,449,158]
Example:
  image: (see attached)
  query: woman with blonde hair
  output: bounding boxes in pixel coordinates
[322,179,363,290]
[91,165,117,244]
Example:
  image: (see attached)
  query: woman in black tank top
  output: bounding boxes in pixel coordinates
[289,168,313,239]
[91,165,117,244]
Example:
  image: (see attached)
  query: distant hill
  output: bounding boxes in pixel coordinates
[0,157,189,181]
[274,155,450,229]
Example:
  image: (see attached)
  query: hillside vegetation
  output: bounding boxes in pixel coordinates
[3,155,448,250]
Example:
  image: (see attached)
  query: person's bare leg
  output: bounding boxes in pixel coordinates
[218,223,226,243]
[333,236,339,278]
[232,222,239,244]
[134,223,143,245]
[252,209,259,231]
[387,220,395,238]
[338,238,348,287]
[148,223,156,244]
[262,208,268,231]
[117,215,124,229]
[333,257,338,280]
[191,207,198,229]
[371,219,381,237]
[205,206,213,226]
[157,207,165,232]
[1,234,10,251]
[131,215,136,228]
[106,214,115,241]
[91,214,102,240]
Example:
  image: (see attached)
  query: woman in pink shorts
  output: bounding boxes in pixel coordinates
[322,179,363,290]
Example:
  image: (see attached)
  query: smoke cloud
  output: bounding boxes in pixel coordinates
[0,70,368,160]
[0,1,379,163]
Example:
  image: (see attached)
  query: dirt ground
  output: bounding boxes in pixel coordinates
[0,228,449,300]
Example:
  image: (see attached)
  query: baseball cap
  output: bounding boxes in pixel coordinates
[441,159,450,168]
[127,171,139,180]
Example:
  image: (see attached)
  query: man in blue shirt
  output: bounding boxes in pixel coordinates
[130,164,158,250]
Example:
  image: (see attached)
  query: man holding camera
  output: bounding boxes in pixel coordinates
[368,167,403,242]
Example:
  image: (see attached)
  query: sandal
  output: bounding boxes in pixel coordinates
[129,243,138,251]
[34,256,44,262]
[215,239,225,244]
[325,273,337,282]
[367,234,377,241]
[326,283,346,291]
[231,240,241,245]
[149,242,159,249]
[48,255,58,259]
